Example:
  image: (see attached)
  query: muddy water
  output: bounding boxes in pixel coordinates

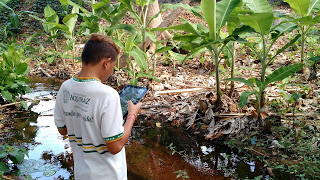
[6,78,267,179]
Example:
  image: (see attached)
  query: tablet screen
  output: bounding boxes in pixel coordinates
[119,85,148,117]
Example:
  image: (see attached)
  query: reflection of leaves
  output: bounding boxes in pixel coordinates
[43,170,56,177]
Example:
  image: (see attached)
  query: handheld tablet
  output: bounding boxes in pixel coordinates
[119,85,148,117]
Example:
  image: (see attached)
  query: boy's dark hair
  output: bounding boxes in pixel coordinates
[81,34,120,65]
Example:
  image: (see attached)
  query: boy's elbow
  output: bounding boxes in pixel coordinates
[106,142,123,155]
[58,128,68,135]
[109,149,121,155]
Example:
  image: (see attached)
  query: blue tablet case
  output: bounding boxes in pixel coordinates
[119,85,148,118]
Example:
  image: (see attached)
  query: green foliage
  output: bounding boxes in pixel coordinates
[271,122,320,179]
[174,170,190,179]
[282,0,320,62]
[231,63,303,109]
[0,144,28,177]
[228,0,303,120]
[154,0,241,102]
[0,0,24,39]
[0,44,30,104]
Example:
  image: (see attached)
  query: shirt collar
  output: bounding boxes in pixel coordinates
[72,75,101,83]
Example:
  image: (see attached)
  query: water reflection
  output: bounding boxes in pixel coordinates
[5,78,274,179]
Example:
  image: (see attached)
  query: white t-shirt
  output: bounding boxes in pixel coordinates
[54,76,127,180]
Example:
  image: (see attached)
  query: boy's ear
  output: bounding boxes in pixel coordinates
[102,57,112,67]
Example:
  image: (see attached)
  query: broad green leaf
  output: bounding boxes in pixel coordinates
[243,0,272,13]
[239,90,255,108]
[92,0,110,10]
[263,63,303,86]
[136,72,160,81]
[63,13,78,34]
[155,46,173,53]
[46,22,69,32]
[227,12,240,35]
[283,0,310,16]
[130,46,147,71]
[59,0,87,13]
[59,0,68,5]
[119,0,135,12]
[229,78,254,88]
[44,6,58,23]
[271,22,297,39]
[1,91,12,101]
[21,101,28,110]
[310,55,320,63]
[239,13,273,35]
[130,78,138,85]
[9,13,19,29]
[125,33,136,52]
[113,39,124,50]
[15,63,28,75]
[153,23,200,35]
[0,162,9,173]
[173,34,199,42]
[0,150,7,159]
[9,148,24,164]
[109,24,136,34]
[309,0,320,15]
[47,57,55,64]
[216,0,240,29]
[136,0,146,6]
[292,15,320,26]
[201,0,216,39]
[168,51,185,63]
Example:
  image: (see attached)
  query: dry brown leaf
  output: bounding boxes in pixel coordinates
[252,110,258,119]
[205,132,223,141]
[260,112,268,120]
[171,120,181,127]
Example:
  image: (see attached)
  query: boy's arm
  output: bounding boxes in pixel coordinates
[105,116,135,155]
[106,100,141,155]
[58,127,68,136]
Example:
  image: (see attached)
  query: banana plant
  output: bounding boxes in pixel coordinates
[30,6,60,52]
[282,0,320,63]
[230,0,303,122]
[0,1,20,34]
[120,32,159,85]
[44,5,79,64]
[118,0,157,52]
[154,0,241,107]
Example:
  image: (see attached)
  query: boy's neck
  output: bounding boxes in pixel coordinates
[77,65,103,81]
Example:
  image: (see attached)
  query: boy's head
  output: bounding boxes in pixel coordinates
[81,34,120,65]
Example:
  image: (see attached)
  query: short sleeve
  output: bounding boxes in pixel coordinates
[100,92,124,143]
[54,87,66,129]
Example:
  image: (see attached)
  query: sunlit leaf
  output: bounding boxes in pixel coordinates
[263,63,303,86]
[239,90,255,108]
[1,91,13,101]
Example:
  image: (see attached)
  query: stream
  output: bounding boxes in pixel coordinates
[5,78,271,179]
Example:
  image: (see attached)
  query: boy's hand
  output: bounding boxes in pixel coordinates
[127,100,142,118]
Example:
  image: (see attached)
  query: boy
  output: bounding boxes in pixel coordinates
[54,33,141,180]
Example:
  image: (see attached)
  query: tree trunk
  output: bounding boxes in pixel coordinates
[144,0,191,52]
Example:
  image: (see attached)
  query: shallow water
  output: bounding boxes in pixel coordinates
[5,78,271,179]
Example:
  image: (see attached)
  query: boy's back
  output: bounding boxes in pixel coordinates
[54,76,127,180]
